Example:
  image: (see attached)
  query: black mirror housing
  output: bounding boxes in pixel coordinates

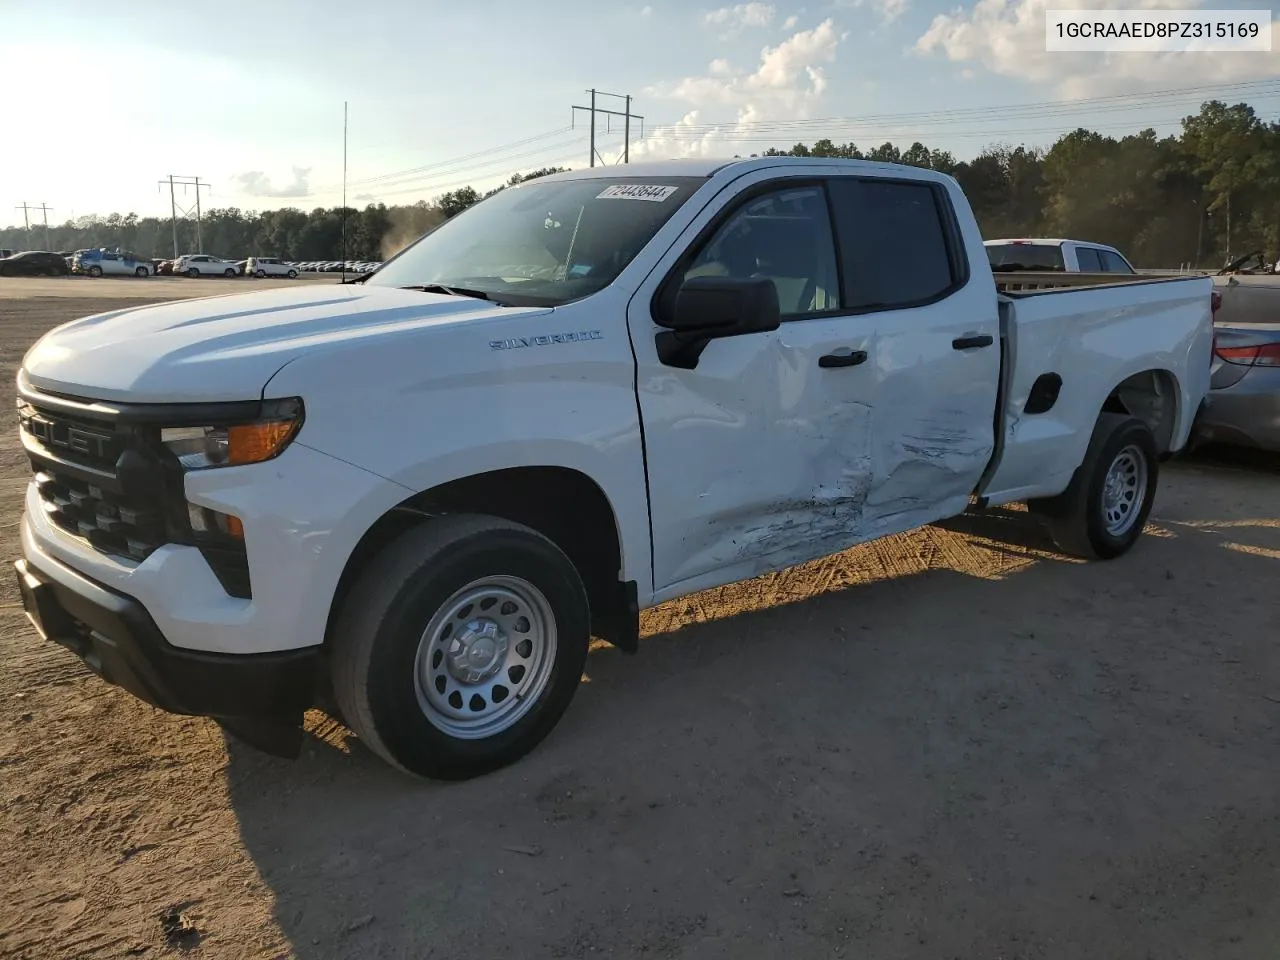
[656,277,782,369]
[670,276,781,334]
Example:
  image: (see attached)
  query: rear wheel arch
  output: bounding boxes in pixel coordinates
[1100,368,1181,454]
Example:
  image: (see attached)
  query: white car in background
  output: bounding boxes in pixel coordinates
[985,238,1136,274]
[246,257,299,278]
[175,254,240,278]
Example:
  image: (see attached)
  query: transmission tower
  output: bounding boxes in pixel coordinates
[158,176,211,258]
[572,90,644,167]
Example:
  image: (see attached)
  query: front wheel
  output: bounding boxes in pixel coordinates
[287,269,297,278]
[254,269,266,278]
[87,265,103,278]
[331,514,590,780]
[135,266,149,277]
[224,268,236,278]
[1030,413,1159,560]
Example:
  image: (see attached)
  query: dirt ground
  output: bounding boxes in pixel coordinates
[1,280,1278,960]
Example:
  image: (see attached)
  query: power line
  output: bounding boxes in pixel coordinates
[369,136,620,200]
[310,126,578,194]
[653,79,1280,137]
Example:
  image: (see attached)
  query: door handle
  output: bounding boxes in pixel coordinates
[952,334,994,350]
[818,349,868,368]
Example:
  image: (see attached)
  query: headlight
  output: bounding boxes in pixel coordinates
[160,401,303,470]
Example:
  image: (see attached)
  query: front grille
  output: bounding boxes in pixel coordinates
[33,469,165,562]
[17,383,255,597]
[19,402,167,564]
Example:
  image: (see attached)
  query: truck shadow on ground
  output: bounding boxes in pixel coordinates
[222,498,1280,960]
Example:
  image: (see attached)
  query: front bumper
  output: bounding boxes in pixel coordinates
[14,554,322,755]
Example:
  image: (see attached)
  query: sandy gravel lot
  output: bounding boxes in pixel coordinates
[1,280,1277,959]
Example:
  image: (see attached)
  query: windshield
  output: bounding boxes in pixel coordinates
[986,243,1065,271]
[366,176,705,306]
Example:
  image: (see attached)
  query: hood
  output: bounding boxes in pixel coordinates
[20,284,553,403]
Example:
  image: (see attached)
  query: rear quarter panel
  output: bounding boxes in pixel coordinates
[981,276,1213,503]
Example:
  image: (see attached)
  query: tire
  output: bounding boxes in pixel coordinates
[331,514,590,780]
[88,265,103,278]
[1031,413,1159,560]
[224,268,236,277]
[187,267,199,278]
[254,269,266,278]
[135,266,148,278]
[287,269,297,278]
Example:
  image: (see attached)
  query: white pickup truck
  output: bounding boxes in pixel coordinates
[14,158,1213,780]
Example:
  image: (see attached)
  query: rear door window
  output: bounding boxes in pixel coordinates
[1100,250,1133,273]
[1075,247,1103,271]
[828,178,963,309]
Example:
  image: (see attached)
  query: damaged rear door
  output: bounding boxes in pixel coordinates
[824,174,1000,536]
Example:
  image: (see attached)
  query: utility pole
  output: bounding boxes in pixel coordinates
[158,176,210,257]
[572,90,644,167]
[31,204,53,250]
[15,202,31,242]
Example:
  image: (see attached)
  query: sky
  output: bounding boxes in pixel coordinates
[2,0,1278,226]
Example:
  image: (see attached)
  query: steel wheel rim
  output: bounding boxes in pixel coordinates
[413,575,558,739]
[1101,444,1147,536]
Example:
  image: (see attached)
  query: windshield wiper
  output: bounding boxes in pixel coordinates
[402,283,492,301]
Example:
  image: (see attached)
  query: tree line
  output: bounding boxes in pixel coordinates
[3,100,1276,269]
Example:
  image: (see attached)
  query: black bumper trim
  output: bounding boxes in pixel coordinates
[14,555,320,755]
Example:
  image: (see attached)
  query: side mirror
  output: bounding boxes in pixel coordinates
[656,277,781,369]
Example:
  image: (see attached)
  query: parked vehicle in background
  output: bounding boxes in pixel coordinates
[13,157,1213,781]
[985,238,1136,274]
[175,254,239,278]
[1190,278,1280,451]
[73,248,152,278]
[246,257,299,278]
[0,251,71,277]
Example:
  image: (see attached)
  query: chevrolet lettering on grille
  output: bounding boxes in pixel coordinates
[19,410,116,461]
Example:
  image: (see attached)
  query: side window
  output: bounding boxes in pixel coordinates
[681,184,841,318]
[1100,250,1132,273]
[827,178,960,310]
[1075,247,1103,272]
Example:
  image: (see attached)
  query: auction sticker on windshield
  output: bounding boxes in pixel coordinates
[596,184,680,202]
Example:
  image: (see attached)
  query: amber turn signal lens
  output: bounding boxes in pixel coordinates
[227,420,299,466]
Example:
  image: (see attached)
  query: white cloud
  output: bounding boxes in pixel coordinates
[914,0,1280,96]
[838,0,910,25]
[233,166,312,198]
[640,4,653,14]
[783,14,798,28]
[634,19,844,160]
[704,2,776,27]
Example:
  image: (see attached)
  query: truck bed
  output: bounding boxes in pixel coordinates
[980,272,1215,504]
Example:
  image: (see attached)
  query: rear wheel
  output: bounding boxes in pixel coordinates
[331,514,590,780]
[186,267,199,278]
[1029,413,1158,560]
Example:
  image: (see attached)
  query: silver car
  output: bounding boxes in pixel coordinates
[1191,278,1280,451]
